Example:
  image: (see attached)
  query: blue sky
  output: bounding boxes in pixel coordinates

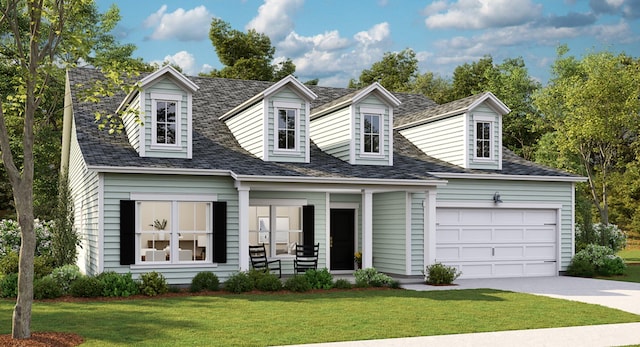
[97,0,640,87]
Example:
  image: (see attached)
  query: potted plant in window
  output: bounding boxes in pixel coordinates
[150,219,167,240]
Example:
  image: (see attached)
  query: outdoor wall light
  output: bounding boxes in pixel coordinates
[493,192,503,204]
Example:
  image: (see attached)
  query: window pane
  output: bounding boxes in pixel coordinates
[372,134,379,152]
[139,201,171,262]
[483,124,490,139]
[167,102,176,122]
[278,109,287,128]
[157,102,166,122]
[167,124,176,144]
[370,116,379,133]
[278,130,287,149]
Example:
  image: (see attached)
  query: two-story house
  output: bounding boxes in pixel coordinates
[61,66,583,284]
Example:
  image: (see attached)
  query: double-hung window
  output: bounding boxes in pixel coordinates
[136,198,213,264]
[277,108,297,150]
[475,121,492,159]
[151,93,181,147]
[249,202,305,257]
[362,112,382,154]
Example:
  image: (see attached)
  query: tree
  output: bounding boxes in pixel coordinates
[206,18,295,81]
[0,0,143,338]
[533,46,640,225]
[411,71,454,104]
[348,48,418,92]
[451,55,495,99]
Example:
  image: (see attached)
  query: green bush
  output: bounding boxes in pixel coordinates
[304,268,333,290]
[69,276,103,298]
[255,274,282,291]
[139,271,168,296]
[284,275,311,292]
[576,223,627,253]
[566,256,595,277]
[0,219,53,258]
[190,272,220,292]
[49,264,82,295]
[0,273,18,298]
[600,255,626,276]
[97,271,139,297]
[388,280,401,289]
[0,251,18,275]
[168,285,182,293]
[423,263,462,285]
[33,276,62,299]
[332,278,352,289]
[34,255,55,279]
[224,272,254,293]
[354,268,393,287]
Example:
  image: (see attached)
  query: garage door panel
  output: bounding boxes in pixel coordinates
[436,207,558,278]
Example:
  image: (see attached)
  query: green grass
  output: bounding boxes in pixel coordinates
[2,289,639,346]
[599,263,640,283]
[619,248,640,263]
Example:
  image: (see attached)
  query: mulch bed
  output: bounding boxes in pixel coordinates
[0,332,83,347]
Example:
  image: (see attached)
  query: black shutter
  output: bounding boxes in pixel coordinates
[120,200,136,265]
[302,205,315,246]
[212,201,227,263]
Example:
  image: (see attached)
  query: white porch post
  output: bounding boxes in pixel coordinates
[362,189,373,268]
[424,188,437,267]
[237,185,250,271]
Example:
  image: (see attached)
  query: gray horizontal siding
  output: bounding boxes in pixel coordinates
[372,191,406,274]
[400,115,465,167]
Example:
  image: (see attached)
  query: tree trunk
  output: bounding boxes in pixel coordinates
[11,183,35,339]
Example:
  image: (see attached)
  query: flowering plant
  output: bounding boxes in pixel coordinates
[354,251,362,266]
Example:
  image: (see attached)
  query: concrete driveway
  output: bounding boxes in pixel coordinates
[402,276,640,315]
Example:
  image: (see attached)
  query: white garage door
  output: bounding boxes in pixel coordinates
[436,208,558,278]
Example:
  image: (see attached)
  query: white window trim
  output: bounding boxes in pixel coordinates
[131,193,217,266]
[360,107,385,157]
[249,198,307,259]
[273,101,301,154]
[150,93,182,150]
[473,114,494,161]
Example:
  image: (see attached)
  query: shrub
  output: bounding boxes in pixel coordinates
[69,276,103,298]
[600,255,626,276]
[49,264,82,295]
[97,271,140,297]
[332,278,352,289]
[576,223,626,253]
[34,255,55,279]
[34,276,62,299]
[284,275,311,292]
[0,273,18,298]
[51,174,80,267]
[354,268,393,287]
[566,256,595,277]
[304,268,333,290]
[190,272,220,292]
[388,280,401,289]
[139,271,168,296]
[568,244,626,277]
[0,251,19,275]
[423,263,462,285]
[0,219,53,258]
[224,272,254,293]
[255,274,282,291]
[168,285,182,293]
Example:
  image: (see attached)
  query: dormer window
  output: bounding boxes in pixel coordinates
[151,93,182,148]
[274,102,300,152]
[363,114,380,153]
[475,120,492,159]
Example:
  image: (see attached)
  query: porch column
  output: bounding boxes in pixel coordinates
[424,188,437,266]
[362,189,373,268]
[237,185,250,271]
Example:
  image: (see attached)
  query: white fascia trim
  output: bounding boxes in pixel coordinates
[140,65,199,92]
[235,174,446,187]
[131,192,217,201]
[469,92,510,115]
[187,93,193,159]
[264,75,317,101]
[430,172,587,182]
[436,201,563,209]
[353,82,401,107]
[87,165,233,176]
[388,107,394,166]
[139,91,146,157]
[305,102,311,163]
[350,104,356,164]
[98,173,105,274]
[249,198,308,206]
[262,99,269,161]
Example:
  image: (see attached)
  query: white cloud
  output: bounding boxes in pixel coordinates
[424,0,542,29]
[145,6,212,41]
[278,30,350,57]
[152,51,198,75]
[246,0,303,41]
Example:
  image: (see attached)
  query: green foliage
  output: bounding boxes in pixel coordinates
[49,264,82,295]
[0,273,18,298]
[0,219,53,257]
[139,271,168,296]
[190,271,220,292]
[568,244,627,277]
[50,174,80,267]
[349,48,418,92]
[332,278,352,289]
[354,268,394,288]
[255,274,282,291]
[97,271,139,297]
[303,268,333,290]
[224,271,254,293]
[33,276,63,300]
[34,255,55,279]
[206,18,295,81]
[283,275,311,292]
[0,251,18,275]
[69,276,104,298]
[423,263,462,285]
[576,223,626,253]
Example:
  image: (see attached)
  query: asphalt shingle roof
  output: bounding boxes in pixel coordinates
[68,68,576,182]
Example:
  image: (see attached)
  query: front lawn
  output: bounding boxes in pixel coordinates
[1,289,639,346]
[619,248,640,263]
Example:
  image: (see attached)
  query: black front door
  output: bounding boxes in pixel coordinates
[330,209,355,270]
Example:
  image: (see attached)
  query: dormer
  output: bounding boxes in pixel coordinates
[118,65,199,159]
[220,75,317,163]
[396,92,510,170]
[309,83,401,166]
